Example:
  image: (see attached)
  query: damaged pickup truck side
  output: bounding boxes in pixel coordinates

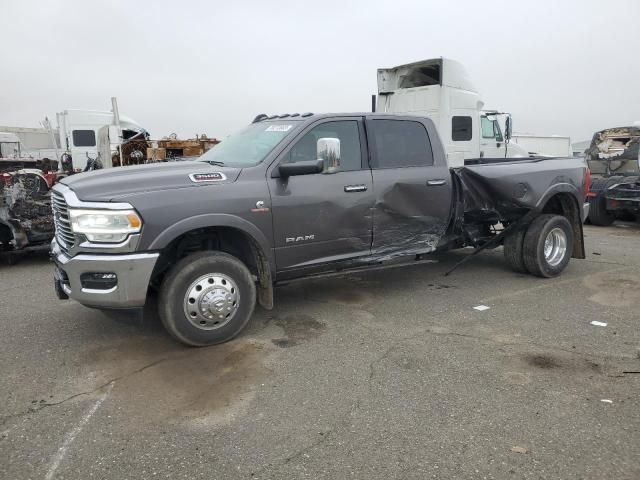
[52,113,589,346]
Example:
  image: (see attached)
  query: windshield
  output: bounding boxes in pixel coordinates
[199,121,297,167]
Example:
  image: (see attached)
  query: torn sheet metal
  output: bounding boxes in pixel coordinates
[0,170,54,250]
[586,126,640,176]
[454,157,585,218]
[452,166,527,225]
[369,168,452,261]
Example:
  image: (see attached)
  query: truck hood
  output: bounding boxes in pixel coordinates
[61,161,242,202]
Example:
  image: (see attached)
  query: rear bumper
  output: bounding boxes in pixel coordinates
[605,180,640,212]
[52,239,159,308]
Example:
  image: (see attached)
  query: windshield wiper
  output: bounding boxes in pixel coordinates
[203,160,226,167]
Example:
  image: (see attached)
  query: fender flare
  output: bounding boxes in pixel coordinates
[534,183,585,259]
[148,213,275,272]
[534,183,580,212]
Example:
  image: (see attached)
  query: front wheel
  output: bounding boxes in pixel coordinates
[159,251,256,346]
[522,214,574,278]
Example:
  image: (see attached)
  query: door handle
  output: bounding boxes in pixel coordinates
[344,185,368,193]
[427,179,447,186]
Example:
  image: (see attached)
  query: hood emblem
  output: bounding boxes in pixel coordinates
[189,172,227,183]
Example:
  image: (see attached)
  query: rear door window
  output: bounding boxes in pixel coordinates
[369,119,433,168]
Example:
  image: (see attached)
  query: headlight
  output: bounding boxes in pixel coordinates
[69,209,142,243]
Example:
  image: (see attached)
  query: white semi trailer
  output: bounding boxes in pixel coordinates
[511,134,573,157]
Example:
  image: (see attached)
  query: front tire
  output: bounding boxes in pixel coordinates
[523,214,573,278]
[159,251,256,346]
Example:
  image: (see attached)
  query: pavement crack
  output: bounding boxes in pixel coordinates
[250,429,334,478]
[421,327,634,364]
[582,259,637,267]
[479,266,633,304]
[0,357,170,426]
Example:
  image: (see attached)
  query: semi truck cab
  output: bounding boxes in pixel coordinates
[376,57,530,166]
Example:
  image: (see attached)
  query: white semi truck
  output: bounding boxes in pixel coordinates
[0,99,149,259]
[375,58,571,166]
[3,99,149,172]
[50,102,148,171]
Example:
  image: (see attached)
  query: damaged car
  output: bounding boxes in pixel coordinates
[51,113,590,346]
[0,169,55,259]
[585,126,640,225]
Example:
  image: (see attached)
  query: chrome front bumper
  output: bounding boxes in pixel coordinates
[52,239,159,308]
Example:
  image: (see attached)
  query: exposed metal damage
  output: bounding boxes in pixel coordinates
[586,126,640,176]
[0,170,54,251]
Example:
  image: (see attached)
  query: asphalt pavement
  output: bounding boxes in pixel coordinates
[1,223,639,479]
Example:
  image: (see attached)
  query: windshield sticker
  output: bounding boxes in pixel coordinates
[265,125,293,132]
[189,172,227,183]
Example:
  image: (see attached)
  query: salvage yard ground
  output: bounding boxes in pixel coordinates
[1,223,639,479]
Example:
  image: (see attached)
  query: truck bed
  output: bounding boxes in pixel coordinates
[456,156,587,215]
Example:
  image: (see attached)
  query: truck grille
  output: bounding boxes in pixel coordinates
[51,190,76,252]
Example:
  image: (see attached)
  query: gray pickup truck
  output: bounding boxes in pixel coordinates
[52,113,589,346]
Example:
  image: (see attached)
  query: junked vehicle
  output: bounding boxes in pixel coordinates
[0,100,149,258]
[52,113,589,346]
[584,126,640,225]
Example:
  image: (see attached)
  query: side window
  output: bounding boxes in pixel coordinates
[452,116,472,141]
[481,117,495,138]
[72,130,96,147]
[369,119,433,169]
[287,121,362,171]
[481,117,505,142]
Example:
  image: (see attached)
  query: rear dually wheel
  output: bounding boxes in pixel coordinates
[522,214,574,278]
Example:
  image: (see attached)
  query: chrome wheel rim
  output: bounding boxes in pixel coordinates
[543,227,567,267]
[183,273,240,330]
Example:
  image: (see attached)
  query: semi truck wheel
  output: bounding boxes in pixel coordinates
[522,214,573,278]
[587,177,617,226]
[587,192,615,226]
[159,251,256,346]
[503,225,528,273]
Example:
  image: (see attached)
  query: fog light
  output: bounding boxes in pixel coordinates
[80,272,118,290]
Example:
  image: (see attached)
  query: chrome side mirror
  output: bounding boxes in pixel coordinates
[317,137,341,174]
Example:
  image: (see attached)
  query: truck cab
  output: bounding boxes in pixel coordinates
[51,112,588,347]
[55,109,148,171]
[376,57,529,166]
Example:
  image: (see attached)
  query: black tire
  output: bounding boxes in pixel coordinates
[588,192,615,226]
[158,251,256,346]
[503,224,528,273]
[587,177,617,226]
[523,214,574,278]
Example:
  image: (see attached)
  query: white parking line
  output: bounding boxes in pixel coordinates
[44,382,114,480]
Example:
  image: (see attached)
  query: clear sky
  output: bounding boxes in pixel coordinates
[2,0,639,143]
